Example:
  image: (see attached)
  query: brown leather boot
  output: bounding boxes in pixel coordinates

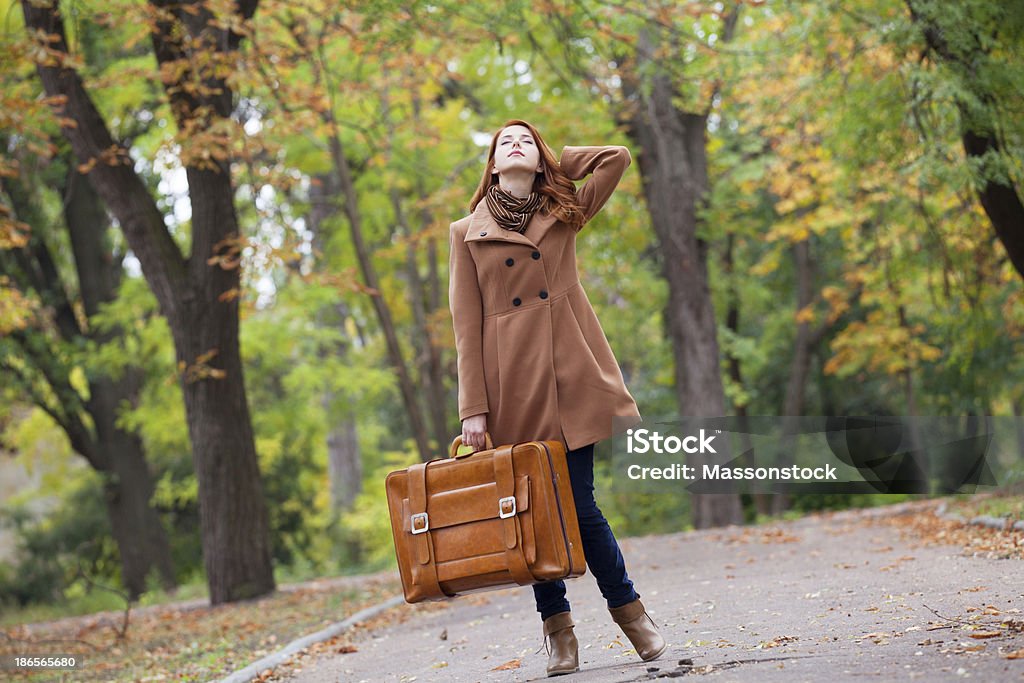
[542,611,579,676]
[608,598,668,662]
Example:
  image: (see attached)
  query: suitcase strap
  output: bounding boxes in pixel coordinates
[494,445,534,586]
[408,461,446,598]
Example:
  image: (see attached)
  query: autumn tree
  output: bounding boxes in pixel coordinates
[0,132,178,598]
[239,4,481,464]
[19,0,274,603]
[904,0,1024,281]
[503,0,748,527]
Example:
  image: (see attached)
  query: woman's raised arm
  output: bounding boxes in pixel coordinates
[557,145,632,228]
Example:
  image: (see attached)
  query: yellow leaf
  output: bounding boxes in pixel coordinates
[795,306,816,324]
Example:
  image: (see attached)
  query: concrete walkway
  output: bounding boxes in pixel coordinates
[288,504,1024,682]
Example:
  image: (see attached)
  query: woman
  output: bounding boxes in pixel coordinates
[448,119,667,676]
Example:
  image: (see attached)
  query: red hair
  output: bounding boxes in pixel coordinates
[469,119,586,232]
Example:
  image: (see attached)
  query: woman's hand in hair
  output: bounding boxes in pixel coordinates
[462,414,488,450]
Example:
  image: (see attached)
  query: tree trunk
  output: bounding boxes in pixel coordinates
[1013,397,1024,476]
[723,234,761,520]
[618,25,743,529]
[174,302,273,601]
[326,401,362,512]
[62,163,177,598]
[392,186,450,454]
[324,125,432,461]
[21,0,275,604]
[307,174,364,514]
[775,239,817,516]
[99,433,177,598]
[410,87,454,452]
[896,305,927,491]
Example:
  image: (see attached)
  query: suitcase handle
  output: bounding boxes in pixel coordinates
[449,432,494,459]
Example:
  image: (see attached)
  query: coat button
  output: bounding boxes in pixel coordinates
[505,257,514,266]
[513,297,522,306]
[532,250,541,259]
[479,231,487,236]
[539,290,548,299]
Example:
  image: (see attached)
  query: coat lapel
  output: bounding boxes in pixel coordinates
[464,201,560,248]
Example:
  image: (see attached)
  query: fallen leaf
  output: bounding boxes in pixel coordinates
[491,659,521,671]
[968,631,1001,639]
[758,635,798,649]
[1004,648,1024,659]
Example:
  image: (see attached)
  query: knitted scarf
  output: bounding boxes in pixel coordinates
[485,183,542,234]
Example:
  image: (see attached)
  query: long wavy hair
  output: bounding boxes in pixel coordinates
[469,119,586,232]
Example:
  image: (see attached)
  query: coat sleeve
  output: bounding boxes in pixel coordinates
[557,145,632,228]
[448,221,489,421]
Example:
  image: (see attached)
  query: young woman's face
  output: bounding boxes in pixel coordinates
[491,124,542,178]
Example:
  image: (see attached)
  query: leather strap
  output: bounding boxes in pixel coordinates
[494,445,534,585]
[407,462,444,598]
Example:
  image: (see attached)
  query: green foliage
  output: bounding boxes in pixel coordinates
[338,451,420,571]
[0,467,115,608]
[787,492,918,514]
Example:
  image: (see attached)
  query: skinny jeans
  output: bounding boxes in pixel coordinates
[532,441,639,621]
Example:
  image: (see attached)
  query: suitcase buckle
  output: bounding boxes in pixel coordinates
[410,512,429,534]
[498,496,516,519]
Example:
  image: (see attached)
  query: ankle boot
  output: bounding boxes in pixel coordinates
[608,598,667,662]
[542,611,579,676]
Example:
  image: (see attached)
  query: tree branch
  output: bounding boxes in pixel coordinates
[19,0,189,319]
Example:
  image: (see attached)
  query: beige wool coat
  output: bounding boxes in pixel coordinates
[448,145,643,452]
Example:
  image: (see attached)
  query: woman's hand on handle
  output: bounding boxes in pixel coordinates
[462,413,488,450]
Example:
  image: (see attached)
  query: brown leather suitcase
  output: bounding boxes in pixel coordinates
[385,433,587,603]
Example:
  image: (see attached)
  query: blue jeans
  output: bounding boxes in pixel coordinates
[533,441,639,621]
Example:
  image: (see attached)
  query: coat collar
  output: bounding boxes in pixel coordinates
[464,200,559,248]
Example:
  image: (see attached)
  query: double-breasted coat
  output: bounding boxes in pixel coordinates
[448,145,643,452]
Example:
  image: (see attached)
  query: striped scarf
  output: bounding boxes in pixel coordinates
[485,183,542,234]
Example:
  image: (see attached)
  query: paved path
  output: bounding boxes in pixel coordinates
[289,505,1024,682]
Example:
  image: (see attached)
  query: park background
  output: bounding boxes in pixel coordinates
[0,0,1022,679]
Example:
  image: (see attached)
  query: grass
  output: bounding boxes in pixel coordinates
[948,491,1024,523]
[0,570,402,682]
[0,580,211,630]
